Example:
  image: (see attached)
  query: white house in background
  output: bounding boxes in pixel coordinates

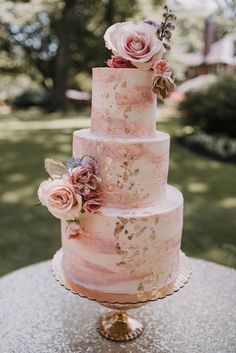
[182,20,236,78]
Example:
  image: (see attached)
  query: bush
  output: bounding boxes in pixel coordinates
[178,131,236,163]
[12,90,53,109]
[179,75,236,138]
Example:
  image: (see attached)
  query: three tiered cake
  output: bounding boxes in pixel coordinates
[38,14,183,303]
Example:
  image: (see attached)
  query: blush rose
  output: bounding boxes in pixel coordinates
[83,191,103,213]
[38,177,82,220]
[104,22,165,70]
[69,165,101,196]
[153,60,169,74]
[106,55,134,68]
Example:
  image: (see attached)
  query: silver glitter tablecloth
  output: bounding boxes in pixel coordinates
[0,258,236,353]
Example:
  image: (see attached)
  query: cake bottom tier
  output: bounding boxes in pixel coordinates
[61,185,183,296]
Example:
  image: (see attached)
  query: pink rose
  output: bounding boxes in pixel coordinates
[153,60,169,74]
[106,55,134,68]
[65,221,81,239]
[104,22,165,70]
[38,177,82,220]
[70,166,93,185]
[83,191,103,214]
[69,166,101,196]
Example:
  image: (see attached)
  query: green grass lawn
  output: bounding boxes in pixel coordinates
[0,110,236,276]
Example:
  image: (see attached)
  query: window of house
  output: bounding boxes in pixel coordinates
[233,41,236,57]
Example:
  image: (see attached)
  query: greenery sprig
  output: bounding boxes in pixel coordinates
[157,5,177,50]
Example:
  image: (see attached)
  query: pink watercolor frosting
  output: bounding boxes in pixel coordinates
[61,186,183,294]
[91,68,157,138]
[58,65,184,298]
[73,129,169,208]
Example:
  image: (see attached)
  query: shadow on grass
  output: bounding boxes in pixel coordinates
[0,128,73,275]
[0,115,236,275]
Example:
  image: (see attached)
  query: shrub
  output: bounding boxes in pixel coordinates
[178,131,236,163]
[12,90,53,109]
[179,75,236,138]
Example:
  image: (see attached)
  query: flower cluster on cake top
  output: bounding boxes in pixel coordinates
[37,156,102,239]
[104,6,177,98]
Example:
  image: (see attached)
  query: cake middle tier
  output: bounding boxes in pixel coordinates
[73,129,170,208]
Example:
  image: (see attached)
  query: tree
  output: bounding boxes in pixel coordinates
[50,0,77,111]
[0,0,140,110]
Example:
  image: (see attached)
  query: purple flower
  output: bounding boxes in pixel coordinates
[80,155,98,175]
[66,157,81,170]
[144,20,162,30]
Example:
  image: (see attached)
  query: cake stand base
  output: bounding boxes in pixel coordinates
[97,310,143,341]
[52,250,192,342]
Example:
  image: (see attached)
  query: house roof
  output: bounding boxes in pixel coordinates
[180,32,236,67]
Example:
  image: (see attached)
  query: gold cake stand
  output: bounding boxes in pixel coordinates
[52,249,191,341]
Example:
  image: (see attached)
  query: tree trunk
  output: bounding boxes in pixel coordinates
[51,0,77,111]
[105,0,115,26]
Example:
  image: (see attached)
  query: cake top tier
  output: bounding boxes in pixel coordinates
[91,67,157,138]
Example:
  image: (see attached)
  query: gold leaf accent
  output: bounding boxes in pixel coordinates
[131,204,139,208]
[105,157,112,165]
[121,250,128,259]
[116,243,121,251]
[129,218,136,224]
[128,245,137,250]
[150,229,157,241]
[133,168,140,175]
[155,217,159,225]
[137,282,144,292]
[143,276,151,284]
[116,261,126,266]
[118,217,129,225]
[143,246,149,254]
[114,223,124,238]
[136,226,147,237]
[128,182,135,190]
[132,250,140,257]
[123,171,129,182]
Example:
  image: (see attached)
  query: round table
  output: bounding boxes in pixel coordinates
[0,257,236,353]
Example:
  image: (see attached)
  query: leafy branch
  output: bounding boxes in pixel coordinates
[157,5,177,50]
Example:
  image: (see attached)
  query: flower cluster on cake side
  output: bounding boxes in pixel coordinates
[104,5,177,98]
[37,156,102,239]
